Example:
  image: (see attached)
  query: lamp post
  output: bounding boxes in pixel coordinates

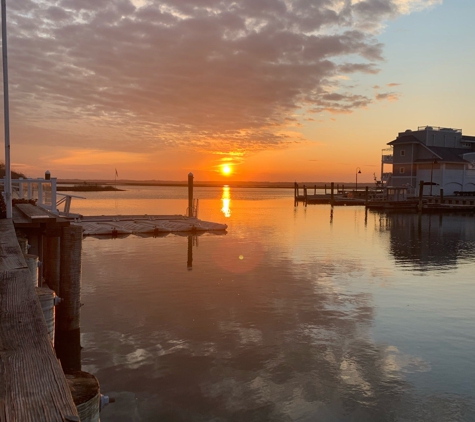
[355,167,361,192]
[2,0,12,218]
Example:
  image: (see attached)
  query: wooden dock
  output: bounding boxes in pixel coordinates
[0,218,79,421]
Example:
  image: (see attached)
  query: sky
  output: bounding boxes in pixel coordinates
[3,0,475,182]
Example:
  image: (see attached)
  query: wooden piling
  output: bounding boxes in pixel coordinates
[365,186,369,205]
[418,180,424,212]
[36,286,56,344]
[330,182,335,205]
[440,188,444,203]
[303,185,308,207]
[188,172,194,217]
[23,253,39,287]
[43,234,61,295]
[58,225,82,332]
[66,371,101,422]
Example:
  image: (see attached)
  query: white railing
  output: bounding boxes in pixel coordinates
[3,177,58,214]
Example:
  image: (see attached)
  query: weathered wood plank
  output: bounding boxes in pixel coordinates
[0,220,78,421]
[0,268,79,421]
[13,204,69,228]
[0,219,27,272]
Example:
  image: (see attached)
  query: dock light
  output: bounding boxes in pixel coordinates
[356,167,362,192]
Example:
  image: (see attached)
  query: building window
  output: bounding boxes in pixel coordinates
[400,150,405,156]
[399,167,405,174]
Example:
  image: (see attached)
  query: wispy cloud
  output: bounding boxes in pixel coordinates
[8,0,440,154]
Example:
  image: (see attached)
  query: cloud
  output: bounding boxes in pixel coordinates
[6,0,440,154]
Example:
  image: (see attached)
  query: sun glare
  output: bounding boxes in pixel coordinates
[221,165,232,176]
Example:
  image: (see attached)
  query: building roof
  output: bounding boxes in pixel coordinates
[414,146,469,164]
[387,134,420,145]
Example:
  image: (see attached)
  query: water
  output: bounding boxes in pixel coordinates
[73,186,475,421]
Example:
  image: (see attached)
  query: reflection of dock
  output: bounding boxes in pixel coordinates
[70,215,228,236]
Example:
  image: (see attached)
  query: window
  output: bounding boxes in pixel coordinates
[399,167,405,174]
[400,150,405,156]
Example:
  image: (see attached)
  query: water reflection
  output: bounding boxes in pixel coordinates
[382,212,475,270]
[221,185,231,218]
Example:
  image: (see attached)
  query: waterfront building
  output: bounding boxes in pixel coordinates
[384,126,475,195]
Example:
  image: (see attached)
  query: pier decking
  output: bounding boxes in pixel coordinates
[0,219,78,421]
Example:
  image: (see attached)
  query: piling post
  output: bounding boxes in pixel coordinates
[303,185,308,207]
[187,235,193,270]
[440,188,444,203]
[58,225,82,333]
[325,184,327,195]
[44,231,61,294]
[365,186,369,205]
[314,185,316,195]
[330,182,334,205]
[418,180,424,212]
[188,172,194,218]
[294,182,298,206]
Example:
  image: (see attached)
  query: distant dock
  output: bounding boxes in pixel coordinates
[294,182,366,206]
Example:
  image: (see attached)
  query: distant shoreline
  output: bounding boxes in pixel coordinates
[58,180,367,189]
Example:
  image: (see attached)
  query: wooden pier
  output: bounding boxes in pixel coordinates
[294,182,367,206]
[0,218,79,421]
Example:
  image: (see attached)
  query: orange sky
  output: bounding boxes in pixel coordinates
[4,0,475,182]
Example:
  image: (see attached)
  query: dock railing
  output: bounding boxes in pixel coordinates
[3,177,58,214]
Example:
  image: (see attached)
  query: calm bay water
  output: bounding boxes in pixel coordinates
[73,186,475,421]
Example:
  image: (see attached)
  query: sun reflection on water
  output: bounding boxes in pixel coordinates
[221,185,231,217]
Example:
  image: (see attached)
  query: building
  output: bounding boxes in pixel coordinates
[384,126,475,195]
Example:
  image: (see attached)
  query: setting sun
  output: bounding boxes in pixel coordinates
[221,165,232,176]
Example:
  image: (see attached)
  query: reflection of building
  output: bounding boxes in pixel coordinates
[386,126,475,195]
[384,213,475,269]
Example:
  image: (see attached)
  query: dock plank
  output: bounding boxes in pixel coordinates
[0,220,78,421]
[0,219,27,271]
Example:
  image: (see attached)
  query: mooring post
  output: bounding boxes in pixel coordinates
[294,182,298,206]
[440,188,444,203]
[365,186,369,205]
[188,172,194,218]
[187,235,193,270]
[58,225,82,333]
[44,231,61,294]
[330,182,335,205]
[418,180,424,212]
[304,185,307,207]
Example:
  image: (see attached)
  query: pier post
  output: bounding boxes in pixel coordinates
[44,232,61,294]
[304,185,308,207]
[294,182,298,206]
[440,188,444,203]
[365,186,369,205]
[330,182,334,205]
[418,180,424,212]
[58,225,82,332]
[188,172,194,217]
[314,185,316,195]
[187,235,193,270]
[325,184,327,195]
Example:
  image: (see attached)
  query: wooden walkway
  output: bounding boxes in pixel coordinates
[0,219,78,421]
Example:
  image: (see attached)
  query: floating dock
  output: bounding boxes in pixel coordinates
[70,215,228,236]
